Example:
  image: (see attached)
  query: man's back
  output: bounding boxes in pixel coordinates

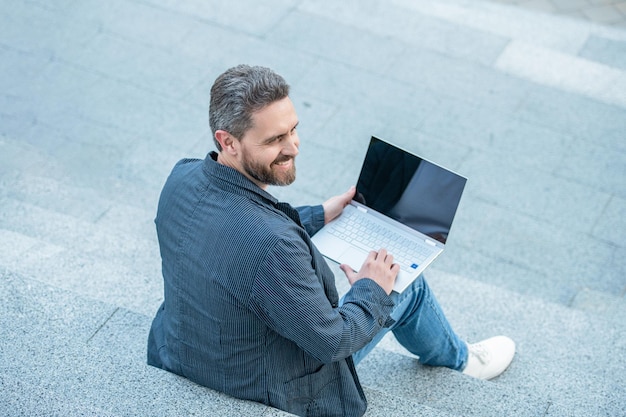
[150,155,278,391]
[147,153,391,416]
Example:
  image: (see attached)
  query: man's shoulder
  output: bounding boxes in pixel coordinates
[231,198,301,238]
[162,158,204,188]
[172,157,204,171]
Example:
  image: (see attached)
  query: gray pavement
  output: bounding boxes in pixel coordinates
[490,0,626,29]
[1,0,625,416]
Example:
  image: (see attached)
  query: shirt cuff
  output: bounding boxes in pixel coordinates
[345,278,396,328]
[296,205,326,236]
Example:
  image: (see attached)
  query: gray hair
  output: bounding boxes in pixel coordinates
[209,65,290,150]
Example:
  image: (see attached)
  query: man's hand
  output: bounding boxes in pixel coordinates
[322,186,356,224]
[339,249,399,295]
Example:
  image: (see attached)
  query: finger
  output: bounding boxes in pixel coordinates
[338,186,355,208]
[345,185,356,200]
[376,248,388,260]
[340,263,356,274]
[339,264,357,283]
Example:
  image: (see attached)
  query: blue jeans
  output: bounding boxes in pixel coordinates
[343,275,468,370]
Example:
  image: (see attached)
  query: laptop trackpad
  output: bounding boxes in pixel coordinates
[340,246,369,272]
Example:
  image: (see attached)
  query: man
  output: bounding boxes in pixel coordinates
[147,65,515,417]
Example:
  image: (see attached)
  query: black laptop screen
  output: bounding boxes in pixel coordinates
[354,137,466,244]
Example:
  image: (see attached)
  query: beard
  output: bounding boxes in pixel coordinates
[241,152,296,186]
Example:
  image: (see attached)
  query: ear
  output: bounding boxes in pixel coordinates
[215,130,238,155]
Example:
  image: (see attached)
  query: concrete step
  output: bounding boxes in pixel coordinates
[2,376,123,417]
[570,287,626,317]
[0,227,161,316]
[4,219,624,417]
[0,269,293,417]
[80,278,457,417]
[390,0,626,56]
[0,190,164,316]
[1,137,623,416]
[1,1,624,416]
[358,348,548,417]
[0,134,164,212]
[0,193,159,271]
[11,254,621,417]
[363,387,457,417]
[3,0,624,314]
[1,268,456,417]
[0,168,153,225]
[2,169,622,415]
[0,169,160,257]
[289,260,626,416]
[0,194,153,249]
[300,0,626,51]
[0,159,161,255]
[295,0,626,109]
[374,269,626,417]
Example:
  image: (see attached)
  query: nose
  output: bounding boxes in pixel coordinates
[283,130,299,156]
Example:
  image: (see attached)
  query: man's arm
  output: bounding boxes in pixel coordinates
[295,205,325,236]
[249,236,396,364]
[322,186,355,224]
[296,186,356,236]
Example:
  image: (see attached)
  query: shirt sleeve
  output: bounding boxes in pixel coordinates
[295,205,325,237]
[249,236,394,364]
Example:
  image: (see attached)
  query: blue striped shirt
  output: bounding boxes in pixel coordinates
[148,152,395,417]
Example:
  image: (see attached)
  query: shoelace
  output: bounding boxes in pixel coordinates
[468,343,492,365]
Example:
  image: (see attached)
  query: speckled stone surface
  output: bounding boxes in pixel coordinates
[1,0,624,415]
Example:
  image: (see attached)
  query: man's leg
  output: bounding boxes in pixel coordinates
[349,275,467,370]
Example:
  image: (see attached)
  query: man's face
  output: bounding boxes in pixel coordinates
[237,97,300,189]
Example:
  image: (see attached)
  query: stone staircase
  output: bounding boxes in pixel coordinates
[2,138,624,416]
[1,0,625,415]
[0,167,447,416]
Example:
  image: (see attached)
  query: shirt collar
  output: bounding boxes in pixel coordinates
[202,151,279,205]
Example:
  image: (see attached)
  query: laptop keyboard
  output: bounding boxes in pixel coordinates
[327,209,433,272]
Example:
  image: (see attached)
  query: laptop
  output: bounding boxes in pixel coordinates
[311,136,467,293]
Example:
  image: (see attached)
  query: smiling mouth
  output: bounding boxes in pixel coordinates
[273,157,293,166]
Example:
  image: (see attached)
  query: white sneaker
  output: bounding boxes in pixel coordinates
[462,336,516,380]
